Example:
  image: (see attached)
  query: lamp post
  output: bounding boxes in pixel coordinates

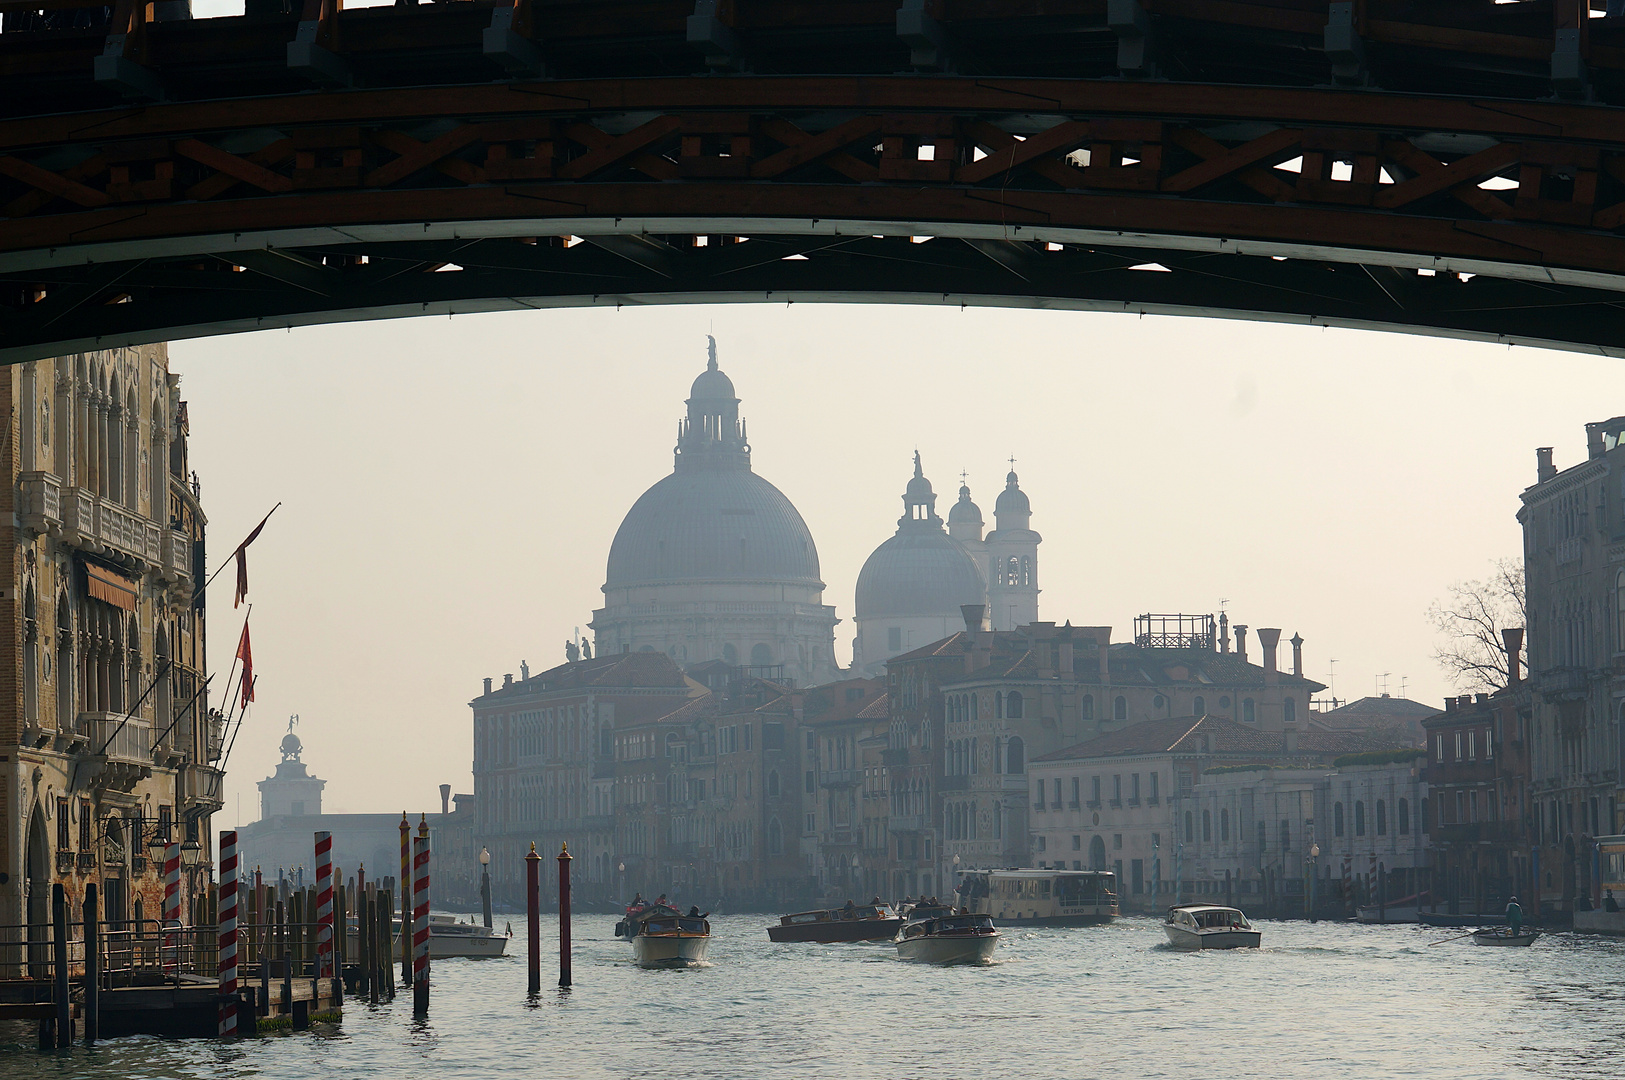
[1152,838,1160,912]
[479,847,492,929]
[618,861,626,905]
[180,839,202,924]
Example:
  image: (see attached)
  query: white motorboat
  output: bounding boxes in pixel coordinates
[895,904,1000,965]
[1162,904,1261,950]
[426,914,509,958]
[619,904,711,969]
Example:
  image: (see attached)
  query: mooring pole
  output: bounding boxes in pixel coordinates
[83,882,100,1044]
[163,841,181,975]
[218,830,239,1036]
[314,831,333,983]
[412,835,430,1017]
[52,883,69,1047]
[399,813,411,986]
[526,843,541,994]
[557,842,572,988]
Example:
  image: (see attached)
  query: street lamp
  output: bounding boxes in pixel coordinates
[1308,842,1321,922]
[479,847,492,929]
[619,861,626,905]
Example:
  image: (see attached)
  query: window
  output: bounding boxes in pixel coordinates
[1072,834,1082,851]
[1034,781,1045,811]
[1153,694,1165,709]
[1090,776,1101,806]
[1006,736,1024,773]
[1242,698,1256,723]
[1007,691,1024,719]
[1090,835,1107,869]
[888,627,902,651]
[1081,695,1094,720]
[1220,808,1229,842]
[1202,810,1212,842]
[1455,732,1463,761]
[1035,835,1046,851]
[1130,774,1140,802]
[1436,734,1444,763]
[1149,772,1159,801]
[1485,729,1493,760]
[1071,777,1080,807]
[1334,801,1344,837]
[1193,696,1205,717]
[767,770,780,798]
[1113,696,1127,720]
[1279,820,1290,852]
[805,770,815,794]
[1052,779,1062,809]
[1184,811,1194,842]
[995,692,1004,719]
[78,799,91,851]
[1284,697,1296,724]
[743,724,753,752]
[1113,833,1123,850]
[1376,799,1387,835]
[1467,731,1474,760]
[1112,775,1122,804]
[1398,798,1410,834]
[1354,801,1366,836]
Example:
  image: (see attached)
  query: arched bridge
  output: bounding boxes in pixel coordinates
[5,0,1625,362]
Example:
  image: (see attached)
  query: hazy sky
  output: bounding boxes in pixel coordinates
[172,303,1624,829]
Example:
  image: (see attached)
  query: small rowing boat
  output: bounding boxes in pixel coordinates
[1470,927,1539,947]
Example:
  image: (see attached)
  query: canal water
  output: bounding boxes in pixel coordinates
[4,912,1623,1079]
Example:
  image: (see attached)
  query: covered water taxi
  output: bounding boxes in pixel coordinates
[895,903,1001,965]
[619,903,711,968]
[956,869,1119,926]
[767,903,903,943]
[1162,905,1261,950]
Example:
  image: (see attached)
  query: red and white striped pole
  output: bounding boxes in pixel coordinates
[315,831,334,979]
[411,835,430,1017]
[163,841,181,971]
[217,830,239,1037]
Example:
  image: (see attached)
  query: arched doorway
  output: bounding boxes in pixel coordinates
[25,805,48,976]
[1089,835,1107,871]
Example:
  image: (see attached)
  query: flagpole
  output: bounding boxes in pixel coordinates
[217,675,258,773]
[218,606,252,725]
[200,502,281,592]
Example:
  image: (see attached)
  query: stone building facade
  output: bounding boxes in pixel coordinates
[1,346,214,955]
[1518,420,1625,912]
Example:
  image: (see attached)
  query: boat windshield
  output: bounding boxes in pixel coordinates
[935,916,994,934]
[1197,910,1250,929]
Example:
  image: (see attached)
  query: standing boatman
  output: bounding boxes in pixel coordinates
[1505,895,1524,937]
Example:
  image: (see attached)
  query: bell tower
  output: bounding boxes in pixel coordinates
[985,464,1040,630]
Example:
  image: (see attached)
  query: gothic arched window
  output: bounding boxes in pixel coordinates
[1007,691,1024,719]
[1113,696,1127,720]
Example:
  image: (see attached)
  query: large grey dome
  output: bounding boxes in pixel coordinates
[855,530,985,618]
[605,467,822,588]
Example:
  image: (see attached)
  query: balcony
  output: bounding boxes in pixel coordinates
[160,529,191,584]
[18,470,62,535]
[59,486,162,567]
[55,851,74,874]
[75,712,153,793]
[1086,799,1102,809]
[178,763,225,815]
[1109,799,1123,809]
[76,852,97,873]
[819,769,859,788]
[888,815,927,833]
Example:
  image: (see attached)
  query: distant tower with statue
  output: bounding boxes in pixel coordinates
[257,721,326,819]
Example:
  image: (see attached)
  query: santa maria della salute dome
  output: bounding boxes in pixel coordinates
[590,339,841,686]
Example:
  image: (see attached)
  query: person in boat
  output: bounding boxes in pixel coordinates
[870,896,883,906]
[842,899,857,919]
[687,905,710,918]
[1505,895,1523,936]
[1605,890,1620,913]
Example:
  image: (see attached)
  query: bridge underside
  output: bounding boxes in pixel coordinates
[7,219,1625,364]
[4,3,1625,360]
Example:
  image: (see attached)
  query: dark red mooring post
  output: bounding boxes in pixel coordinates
[525,843,541,994]
[557,843,572,988]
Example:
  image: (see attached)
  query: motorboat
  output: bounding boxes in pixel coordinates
[425,914,508,958]
[1470,927,1540,947]
[895,904,1000,965]
[618,903,711,968]
[1162,905,1262,950]
[767,904,902,943]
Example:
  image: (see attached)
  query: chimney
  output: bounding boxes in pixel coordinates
[1059,640,1075,678]
[1502,627,1524,686]
[1257,628,1281,685]
[1537,447,1556,482]
[1283,727,1298,754]
[520,660,530,681]
[1234,624,1248,664]
[1458,694,1472,710]
[483,677,493,695]
[1290,633,1303,677]
[1218,612,1230,654]
[503,673,514,689]
[961,604,985,634]
[1091,626,1112,680]
[1444,696,1457,713]
[439,784,451,815]
[1587,421,1607,460]
[1475,693,1489,705]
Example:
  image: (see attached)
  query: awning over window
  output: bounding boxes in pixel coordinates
[84,562,138,611]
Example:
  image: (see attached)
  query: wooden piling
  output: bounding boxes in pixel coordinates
[411,836,429,1018]
[356,887,370,999]
[52,883,69,1047]
[557,843,572,988]
[83,882,100,1044]
[526,843,541,994]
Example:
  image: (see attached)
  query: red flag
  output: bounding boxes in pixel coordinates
[232,505,279,608]
[236,620,255,706]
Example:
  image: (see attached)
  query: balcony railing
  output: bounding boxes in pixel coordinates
[887,815,927,833]
[18,470,62,534]
[819,769,859,788]
[82,712,151,762]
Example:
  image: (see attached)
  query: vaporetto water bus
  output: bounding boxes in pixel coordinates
[954,869,1120,926]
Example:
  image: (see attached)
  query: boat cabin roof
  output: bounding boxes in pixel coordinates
[1168,904,1244,915]
[962,868,1115,879]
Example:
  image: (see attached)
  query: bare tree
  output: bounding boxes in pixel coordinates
[1427,557,1527,693]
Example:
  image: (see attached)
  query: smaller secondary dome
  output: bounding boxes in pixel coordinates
[855,532,986,618]
[689,335,736,400]
[280,732,303,760]
[904,451,934,504]
[948,482,983,525]
[995,470,1031,516]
